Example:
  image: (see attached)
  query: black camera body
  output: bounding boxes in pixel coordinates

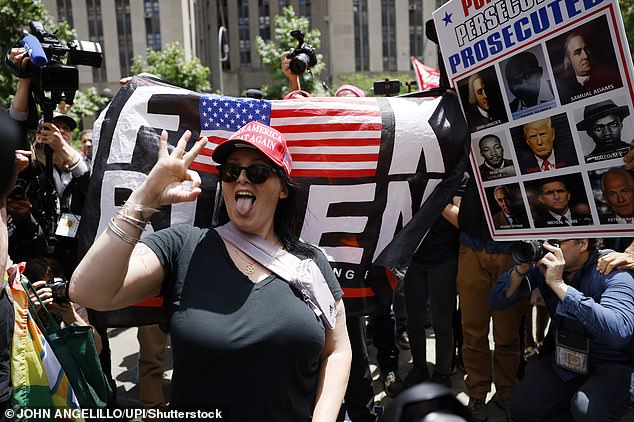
[511,240,560,264]
[374,79,401,96]
[287,30,317,75]
[46,276,70,304]
[9,178,28,200]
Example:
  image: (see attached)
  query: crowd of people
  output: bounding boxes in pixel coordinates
[0,44,634,422]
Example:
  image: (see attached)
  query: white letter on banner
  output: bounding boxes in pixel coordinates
[97,171,196,238]
[373,181,413,260]
[301,184,375,264]
[98,170,151,237]
[107,85,189,164]
[388,97,445,175]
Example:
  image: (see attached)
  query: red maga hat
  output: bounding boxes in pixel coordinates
[212,121,293,176]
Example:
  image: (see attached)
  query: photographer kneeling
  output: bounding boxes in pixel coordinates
[489,239,634,421]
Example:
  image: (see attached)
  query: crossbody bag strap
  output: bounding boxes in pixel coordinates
[215,222,337,329]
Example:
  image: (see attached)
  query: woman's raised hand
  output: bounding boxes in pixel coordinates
[138,130,208,207]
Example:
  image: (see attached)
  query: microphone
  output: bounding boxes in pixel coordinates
[20,34,47,67]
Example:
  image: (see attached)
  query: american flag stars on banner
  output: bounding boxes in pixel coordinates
[191,94,383,178]
[200,96,271,131]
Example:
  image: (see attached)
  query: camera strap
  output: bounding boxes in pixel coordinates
[215,222,337,330]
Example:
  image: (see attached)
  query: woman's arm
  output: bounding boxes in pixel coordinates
[312,299,352,422]
[69,131,207,310]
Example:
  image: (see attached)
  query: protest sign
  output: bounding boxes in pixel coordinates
[79,76,469,323]
[433,0,634,240]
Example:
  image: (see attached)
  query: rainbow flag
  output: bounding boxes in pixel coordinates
[6,266,83,421]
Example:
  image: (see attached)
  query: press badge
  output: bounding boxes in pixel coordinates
[55,213,80,238]
[556,329,589,375]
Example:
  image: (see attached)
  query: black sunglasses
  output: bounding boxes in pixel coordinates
[218,163,277,184]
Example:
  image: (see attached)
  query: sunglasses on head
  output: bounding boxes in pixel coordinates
[218,163,277,184]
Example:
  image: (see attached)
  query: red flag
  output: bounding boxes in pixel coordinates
[411,56,440,91]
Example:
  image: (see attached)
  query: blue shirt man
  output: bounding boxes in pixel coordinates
[489,239,634,421]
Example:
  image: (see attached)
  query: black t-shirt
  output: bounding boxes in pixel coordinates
[412,216,459,265]
[0,287,13,405]
[141,225,343,421]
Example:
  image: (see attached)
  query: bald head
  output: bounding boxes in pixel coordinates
[601,169,634,218]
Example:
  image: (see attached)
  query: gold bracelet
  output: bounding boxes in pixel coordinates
[64,154,81,170]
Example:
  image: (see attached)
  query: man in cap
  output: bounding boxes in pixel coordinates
[505,51,554,115]
[577,100,632,163]
[478,135,516,181]
[34,112,88,198]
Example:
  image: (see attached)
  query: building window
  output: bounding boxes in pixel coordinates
[144,0,161,51]
[56,0,73,27]
[353,0,369,71]
[238,0,251,67]
[409,0,423,60]
[258,0,271,41]
[86,0,107,82]
[116,0,133,78]
[279,0,289,9]
[299,0,311,20]
[381,0,397,71]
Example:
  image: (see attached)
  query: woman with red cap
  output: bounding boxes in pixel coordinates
[70,122,351,421]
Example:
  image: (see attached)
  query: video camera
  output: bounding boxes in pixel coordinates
[287,30,317,75]
[6,21,102,107]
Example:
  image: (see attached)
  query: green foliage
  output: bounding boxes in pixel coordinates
[255,6,325,99]
[130,43,211,92]
[67,87,108,125]
[0,0,76,103]
[338,73,415,97]
[620,0,634,57]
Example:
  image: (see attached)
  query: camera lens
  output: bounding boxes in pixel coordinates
[289,53,310,75]
[511,240,545,264]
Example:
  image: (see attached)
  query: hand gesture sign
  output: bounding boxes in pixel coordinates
[139,130,208,208]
